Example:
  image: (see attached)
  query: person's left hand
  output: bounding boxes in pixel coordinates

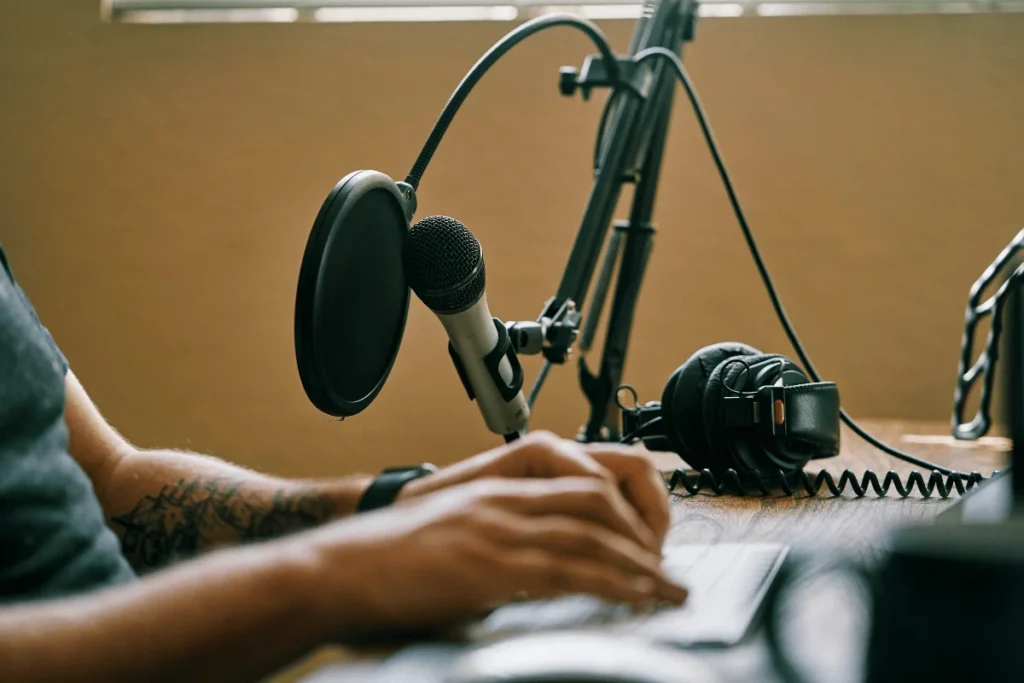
[397,431,672,548]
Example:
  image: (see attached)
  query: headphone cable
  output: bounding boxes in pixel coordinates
[632,46,965,477]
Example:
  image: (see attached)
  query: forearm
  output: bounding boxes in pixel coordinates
[102,448,371,571]
[0,540,328,683]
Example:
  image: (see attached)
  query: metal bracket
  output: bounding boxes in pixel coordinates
[559,55,654,101]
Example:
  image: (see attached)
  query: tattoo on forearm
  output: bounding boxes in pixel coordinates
[111,478,336,570]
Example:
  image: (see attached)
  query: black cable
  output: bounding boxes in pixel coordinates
[519,359,551,434]
[632,46,959,477]
[666,468,984,499]
[619,416,663,444]
[528,359,551,410]
[405,14,620,191]
[526,295,576,419]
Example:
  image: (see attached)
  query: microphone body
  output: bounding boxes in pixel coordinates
[405,216,529,438]
[439,292,528,436]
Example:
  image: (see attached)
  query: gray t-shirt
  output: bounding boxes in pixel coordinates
[0,245,135,603]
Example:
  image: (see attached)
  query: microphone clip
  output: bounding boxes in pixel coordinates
[532,297,582,364]
[448,318,525,403]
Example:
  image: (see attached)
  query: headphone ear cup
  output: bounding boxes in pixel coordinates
[661,342,762,471]
[659,368,689,457]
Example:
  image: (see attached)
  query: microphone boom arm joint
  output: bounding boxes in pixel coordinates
[505,303,582,358]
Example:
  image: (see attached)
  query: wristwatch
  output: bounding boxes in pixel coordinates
[356,464,438,513]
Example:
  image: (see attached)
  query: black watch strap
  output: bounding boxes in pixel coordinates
[356,465,437,513]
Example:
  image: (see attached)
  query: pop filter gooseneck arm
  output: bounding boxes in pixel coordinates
[403,13,620,193]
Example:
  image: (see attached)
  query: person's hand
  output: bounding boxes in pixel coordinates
[398,431,672,549]
[302,475,688,639]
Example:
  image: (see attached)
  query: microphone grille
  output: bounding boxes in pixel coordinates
[405,215,486,314]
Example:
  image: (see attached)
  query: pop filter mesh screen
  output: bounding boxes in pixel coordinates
[296,170,411,417]
[315,187,407,403]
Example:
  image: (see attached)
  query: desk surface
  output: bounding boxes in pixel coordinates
[285,419,1008,683]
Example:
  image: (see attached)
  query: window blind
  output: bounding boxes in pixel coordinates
[105,0,1024,23]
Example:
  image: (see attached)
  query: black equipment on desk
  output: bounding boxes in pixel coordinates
[762,522,1024,683]
[864,522,1024,683]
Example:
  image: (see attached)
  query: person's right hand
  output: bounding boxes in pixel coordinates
[300,475,688,639]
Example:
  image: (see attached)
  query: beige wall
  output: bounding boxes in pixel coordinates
[1,1,1022,478]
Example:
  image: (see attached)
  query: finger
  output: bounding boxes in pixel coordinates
[584,445,672,543]
[500,434,670,547]
[482,510,687,602]
[500,431,617,484]
[502,549,686,607]
[485,477,660,553]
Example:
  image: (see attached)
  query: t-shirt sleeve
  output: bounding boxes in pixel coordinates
[0,248,69,375]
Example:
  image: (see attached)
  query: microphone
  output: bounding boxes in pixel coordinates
[404,216,529,440]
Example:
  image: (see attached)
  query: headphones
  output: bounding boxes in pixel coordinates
[621,342,841,477]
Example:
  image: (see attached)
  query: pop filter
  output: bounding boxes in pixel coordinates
[295,170,417,417]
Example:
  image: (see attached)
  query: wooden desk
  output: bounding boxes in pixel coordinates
[288,419,1007,683]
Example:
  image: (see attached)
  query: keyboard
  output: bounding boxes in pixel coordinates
[468,543,788,648]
